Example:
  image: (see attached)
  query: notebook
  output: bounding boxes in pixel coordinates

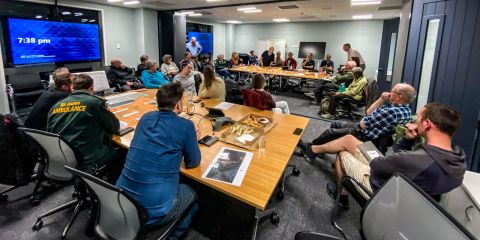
[357,141,384,162]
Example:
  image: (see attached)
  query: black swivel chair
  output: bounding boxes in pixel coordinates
[6,73,48,116]
[296,173,477,240]
[64,165,195,240]
[336,78,379,121]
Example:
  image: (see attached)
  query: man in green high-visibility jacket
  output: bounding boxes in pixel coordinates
[47,74,120,174]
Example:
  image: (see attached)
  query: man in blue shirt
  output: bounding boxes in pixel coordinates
[186,37,203,58]
[116,82,201,238]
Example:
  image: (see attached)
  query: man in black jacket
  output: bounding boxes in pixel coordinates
[106,58,144,91]
[24,68,73,131]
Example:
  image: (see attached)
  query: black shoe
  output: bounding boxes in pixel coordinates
[326,182,350,210]
[298,140,316,163]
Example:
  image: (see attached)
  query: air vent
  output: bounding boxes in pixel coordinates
[277,5,300,10]
[377,6,402,11]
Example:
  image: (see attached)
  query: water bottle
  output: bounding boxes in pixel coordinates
[339,83,346,93]
[188,88,193,104]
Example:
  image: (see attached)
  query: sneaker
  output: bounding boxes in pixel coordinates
[311,100,319,105]
[320,113,334,119]
[326,182,350,209]
[304,92,315,98]
[297,139,317,163]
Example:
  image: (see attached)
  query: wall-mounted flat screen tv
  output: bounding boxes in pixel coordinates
[6,18,101,65]
[298,42,326,59]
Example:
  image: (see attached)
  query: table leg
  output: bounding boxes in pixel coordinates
[251,208,279,240]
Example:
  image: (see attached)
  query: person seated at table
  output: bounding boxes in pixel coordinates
[317,103,465,209]
[350,56,363,72]
[141,60,169,89]
[199,55,213,73]
[214,54,232,79]
[180,52,199,71]
[136,55,149,77]
[116,82,201,238]
[299,83,416,162]
[307,61,357,105]
[321,67,367,119]
[248,50,259,65]
[251,74,290,114]
[260,47,275,67]
[107,58,144,91]
[174,62,203,95]
[320,54,334,74]
[302,53,315,71]
[24,68,74,131]
[47,74,120,177]
[229,52,244,67]
[161,54,179,82]
[199,65,226,102]
[225,78,244,104]
[271,51,283,67]
[284,52,297,70]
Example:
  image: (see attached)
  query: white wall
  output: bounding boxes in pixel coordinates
[232,20,384,78]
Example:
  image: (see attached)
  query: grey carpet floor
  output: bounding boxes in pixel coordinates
[0,94,362,240]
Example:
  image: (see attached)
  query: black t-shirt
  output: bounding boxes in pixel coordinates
[320,60,334,68]
[24,88,70,131]
[302,59,315,70]
[261,51,275,66]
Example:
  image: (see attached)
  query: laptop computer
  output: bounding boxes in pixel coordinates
[357,141,384,162]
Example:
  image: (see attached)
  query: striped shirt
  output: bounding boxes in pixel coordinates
[361,103,412,139]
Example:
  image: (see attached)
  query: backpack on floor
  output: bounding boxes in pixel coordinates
[319,96,331,115]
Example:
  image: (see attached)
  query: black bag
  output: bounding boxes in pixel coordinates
[0,114,38,186]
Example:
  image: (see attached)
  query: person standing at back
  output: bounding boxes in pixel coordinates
[343,43,365,70]
[186,36,203,60]
[116,82,201,238]
[47,74,120,176]
[260,47,275,67]
[24,68,73,131]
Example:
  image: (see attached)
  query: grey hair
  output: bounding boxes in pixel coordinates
[162,54,172,62]
[396,83,417,104]
[145,59,158,70]
[351,67,363,75]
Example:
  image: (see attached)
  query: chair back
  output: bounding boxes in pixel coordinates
[64,166,148,240]
[364,78,379,110]
[241,88,266,110]
[18,128,77,181]
[361,173,476,240]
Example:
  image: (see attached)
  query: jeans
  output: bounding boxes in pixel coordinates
[146,184,199,238]
[314,81,338,103]
[217,69,232,79]
[272,101,290,114]
[312,120,367,145]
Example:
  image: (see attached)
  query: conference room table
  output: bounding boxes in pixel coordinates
[106,89,310,239]
[229,65,330,81]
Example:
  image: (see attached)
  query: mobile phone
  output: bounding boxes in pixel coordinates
[293,128,303,135]
[198,135,219,146]
[118,127,134,136]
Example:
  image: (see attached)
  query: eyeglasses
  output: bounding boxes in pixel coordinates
[391,91,403,96]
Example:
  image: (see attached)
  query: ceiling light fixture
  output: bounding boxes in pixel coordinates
[81,19,88,22]
[189,13,203,16]
[89,19,96,22]
[35,15,43,19]
[74,12,84,16]
[244,9,262,13]
[61,11,71,15]
[352,14,373,19]
[226,20,242,24]
[123,1,140,5]
[273,18,290,22]
[237,7,256,11]
[351,1,382,5]
[176,11,194,15]
[108,0,124,2]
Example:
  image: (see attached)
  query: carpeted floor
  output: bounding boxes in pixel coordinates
[0,93,363,240]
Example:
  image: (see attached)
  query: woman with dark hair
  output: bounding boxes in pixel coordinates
[229,52,244,67]
[199,65,226,101]
[251,74,290,114]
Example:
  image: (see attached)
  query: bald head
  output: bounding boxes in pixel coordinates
[110,58,123,68]
[395,83,416,104]
[345,60,357,70]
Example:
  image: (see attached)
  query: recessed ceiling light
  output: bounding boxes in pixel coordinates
[273,18,290,22]
[226,20,242,24]
[176,11,194,15]
[352,14,373,19]
[74,12,84,16]
[244,9,262,13]
[61,11,71,15]
[189,13,202,16]
[81,19,88,22]
[351,0,382,5]
[35,15,43,19]
[238,7,256,11]
[89,19,96,22]
[108,0,123,2]
[123,1,139,5]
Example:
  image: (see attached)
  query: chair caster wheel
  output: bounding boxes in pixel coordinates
[30,197,41,206]
[270,213,280,226]
[32,220,43,231]
[276,190,284,201]
[0,194,8,202]
[292,167,301,176]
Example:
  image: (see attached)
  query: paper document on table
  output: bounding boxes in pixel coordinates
[202,147,253,186]
[214,102,234,110]
[119,121,128,131]
[236,134,255,144]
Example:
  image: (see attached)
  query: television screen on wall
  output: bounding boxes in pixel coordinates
[187,31,213,54]
[298,42,326,59]
[6,18,101,65]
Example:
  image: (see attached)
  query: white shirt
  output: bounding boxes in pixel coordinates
[348,48,365,65]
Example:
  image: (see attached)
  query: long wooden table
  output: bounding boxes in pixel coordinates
[108,90,310,211]
[229,65,330,81]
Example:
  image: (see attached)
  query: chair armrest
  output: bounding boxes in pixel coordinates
[295,231,344,240]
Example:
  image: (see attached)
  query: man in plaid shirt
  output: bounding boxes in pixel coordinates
[299,83,416,162]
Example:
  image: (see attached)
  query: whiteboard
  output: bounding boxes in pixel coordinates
[256,39,287,60]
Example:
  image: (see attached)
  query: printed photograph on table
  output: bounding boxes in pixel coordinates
[202,147,253,186]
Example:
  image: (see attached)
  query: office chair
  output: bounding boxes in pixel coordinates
[6,73,48,110]
[17,128,86,240]
[336,78,378,121]
[296,173,477,240]
[64,165,195,240]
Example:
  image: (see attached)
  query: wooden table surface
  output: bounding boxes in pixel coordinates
[230,65,330,80]
[108,90,310,210]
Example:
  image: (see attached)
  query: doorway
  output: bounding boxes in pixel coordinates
[377,18,400,92]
